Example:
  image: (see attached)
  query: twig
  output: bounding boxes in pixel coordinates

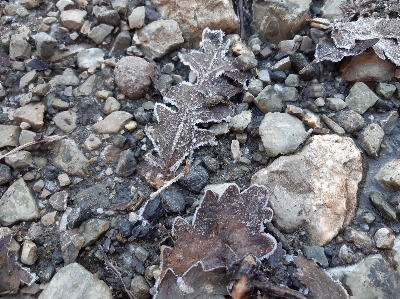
[0,135,67,161]
[253,280,308,299]
[98,246,135,299]
[238,0,246,40]
[264,222,292,254]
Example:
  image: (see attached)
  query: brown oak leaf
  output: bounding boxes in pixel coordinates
[159,184,276,279]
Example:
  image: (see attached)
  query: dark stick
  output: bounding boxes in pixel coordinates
[98,246,135,299]
[238,0,246,40]
[265,222,292,254]
[253,280,308,299]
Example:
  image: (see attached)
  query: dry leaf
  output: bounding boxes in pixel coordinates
[145,28,249,185]
[159,184,276,278]
[154,262,230,299]
[294,255,349,299]
[0,236,35,295]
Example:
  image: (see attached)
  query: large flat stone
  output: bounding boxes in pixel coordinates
[151,0,238,47]
[251,0,310,44]
[51,139,89,176]
[91,111,133,134]
[0,178,40,226]
[251,134,362,245]
[38,263,112,299]
[0,125,20,148]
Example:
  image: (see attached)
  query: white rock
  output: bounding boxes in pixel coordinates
[375,227,395,249]
[376,159,400,191]
[251,134,363,245]
[21,239,38,265]
[60,9,87,30]
[259,112,309,157]
[231,140,241,161]
[129,6,145,29]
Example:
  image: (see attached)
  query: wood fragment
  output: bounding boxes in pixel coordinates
[253,280,308,299]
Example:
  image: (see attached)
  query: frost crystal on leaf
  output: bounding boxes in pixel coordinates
[145,28,248,186]
[0,235,35,295]
[155,184,276,297]
[303,16,400,73]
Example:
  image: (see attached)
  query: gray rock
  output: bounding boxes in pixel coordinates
[301,246,329,268]
[343,227,374,249]
[91,111,133,134]
[5,151,32,169]
[272,57,291,71]
[321,0,343,21]
[248,79,264,96]
[376,159,400,191]
[74,184,110,210]
[60,230,84,264]
[79,218,110,247]
[338,244,361,265]
[160,189,186,213]
[151,0,238,46]
[0,125,20,148]
[133,20,184,60]
[9,34,31,60]
[60,9,87,30]
[53,111,77,133]
[130,275,150,299]
[88,24,114,44]
[251,0,310,44]
[282,86,298,102]
[332,110,365,134]
[77,48,104,70]
[178,165,209,193]
[259,112,309,157]
[203,156,220,172]
[135,246,149,261]
[111,0,127,13]
[321,114,345,135]
[129,6,145,29]
[251,134,362,245]
[229,110,252,133]
[258,69,271,85]
[285,74,300,87]
[103,97,120,115]
[51,68,80,86]
[115,56,152,99]
[33,33,57,59]
[374,227,395,249]
[38,263,112,299]
[20,70,37,88]
[111,31,131,54]
[73,74,96,96]
[115,149,137,177]
[0,164,12,186]
[209,122,229,136]
[32,83,51,96]
[369,191,397,220]
[345,82,379,114]
[358,123,384,157]
[0,178,40,226]
[51,139,89,176]
[327,97,347,111]
[341,255,400,299]
[308,84,326,98]
[49,191,69,211]
[97,10,120,26]
[83,134,102,151]
[56,0,74,11]
[235,53,258,71]
[376,82,396,99]
[154,74,174,96]
[254,85,283,113]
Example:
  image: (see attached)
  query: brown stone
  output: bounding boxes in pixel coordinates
[340,50,396,82]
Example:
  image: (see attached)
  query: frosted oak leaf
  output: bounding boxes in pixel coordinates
[155,184,276,298]
[145,28,249,190]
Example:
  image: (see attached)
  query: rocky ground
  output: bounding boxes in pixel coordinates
[2,0,400,298]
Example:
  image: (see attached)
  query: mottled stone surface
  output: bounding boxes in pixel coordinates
[251,134,362,245]
[0,178,40,226]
